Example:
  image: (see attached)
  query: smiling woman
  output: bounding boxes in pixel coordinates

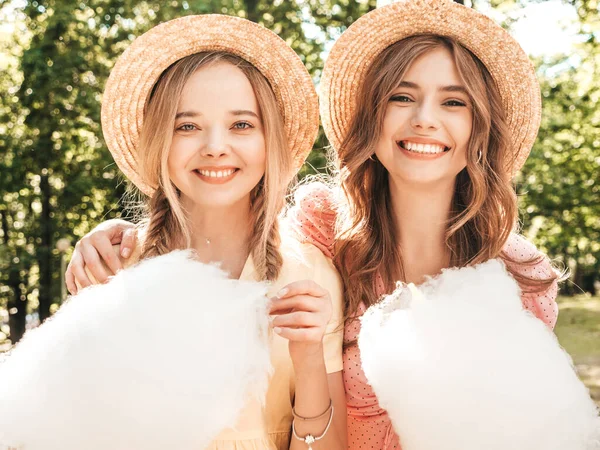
[138,52,279,272]
[14,13,347,450]
[86,14,349,450]
[376,46,472,183]
[168,60,269,208]
[285,1,571,448]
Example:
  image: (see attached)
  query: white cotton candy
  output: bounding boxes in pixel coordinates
[0,250,271,450]
[359,259,600,450]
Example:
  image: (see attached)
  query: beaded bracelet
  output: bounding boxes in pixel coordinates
[291,405,335,449]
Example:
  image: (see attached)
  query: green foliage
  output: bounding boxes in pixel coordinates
[1,0,600,346]
[0,0,375,344]
[516,0,600,294]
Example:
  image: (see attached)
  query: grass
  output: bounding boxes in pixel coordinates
[554,294,600,406]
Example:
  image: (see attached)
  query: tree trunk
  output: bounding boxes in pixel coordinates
[1,211,27,343]
[8,266,26,344]
[245,0,259,23]
[38,170,53,322]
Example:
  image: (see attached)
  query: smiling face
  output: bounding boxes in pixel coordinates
[374,47,473,187]
[167,61,266,209]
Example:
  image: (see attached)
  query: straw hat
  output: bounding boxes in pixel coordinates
[102,14,319,196]
[320,0,541,174]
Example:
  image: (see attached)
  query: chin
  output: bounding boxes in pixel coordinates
[390,170,452,187]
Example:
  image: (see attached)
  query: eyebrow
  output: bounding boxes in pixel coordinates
[398,81,469,95]
[175,111,200,120]
[174,109,260,120]
[231,109,260,119]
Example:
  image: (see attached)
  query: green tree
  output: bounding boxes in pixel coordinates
[517,0,600,293]
[0,0,384,345]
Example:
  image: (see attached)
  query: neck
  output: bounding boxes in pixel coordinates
[182,196,253,279]
[388,176,456,283]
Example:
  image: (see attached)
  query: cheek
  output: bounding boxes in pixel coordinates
[167,140,194,181]
[381,106,410,138]
[241,135,267,174]
[452,112,473,149]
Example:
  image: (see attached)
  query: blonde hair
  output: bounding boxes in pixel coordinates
[135,52,292,280]
[334,35,559,322]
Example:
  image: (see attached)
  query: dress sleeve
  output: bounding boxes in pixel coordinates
[304,244,344,373]
[285,182,338,259]
[502,233,560,329]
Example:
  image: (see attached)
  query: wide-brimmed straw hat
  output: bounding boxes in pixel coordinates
[320,0,541,174]
[102,14,319,196]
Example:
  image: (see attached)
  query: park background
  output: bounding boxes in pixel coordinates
[0,0,598,404]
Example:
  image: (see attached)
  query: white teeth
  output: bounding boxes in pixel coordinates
[198,169,235,178]
[402,141,446,154]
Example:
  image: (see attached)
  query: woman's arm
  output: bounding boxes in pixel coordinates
[270,280,347,450]
[291,365,346,450]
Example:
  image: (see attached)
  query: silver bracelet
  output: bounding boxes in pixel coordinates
[291,405,335,449]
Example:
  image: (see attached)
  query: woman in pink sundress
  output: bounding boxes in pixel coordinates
[288,1,563,447]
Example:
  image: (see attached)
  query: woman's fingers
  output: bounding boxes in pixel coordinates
[120,227,138,258]
[269,294,321,314]
[273,326,322,342]
[65,263,78,295]
[65,219,136,295]
[91,233,123,276]
[271,311,320,328]
[66,250,93,291]
[268,280,333,345]
[79,241,111,284]
[276,280,329,299]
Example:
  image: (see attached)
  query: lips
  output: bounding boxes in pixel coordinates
[192,167,240,184]
[397,140,450,154]
[194,168,238,179]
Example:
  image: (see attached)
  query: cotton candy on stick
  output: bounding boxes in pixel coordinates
[359,259,600,450]
[0,251,271,450]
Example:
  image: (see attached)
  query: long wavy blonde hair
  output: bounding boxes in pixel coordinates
[134,52,292,281]
[334,35,559,322]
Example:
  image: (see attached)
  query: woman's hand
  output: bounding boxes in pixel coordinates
[65,219,137,295]
[269,280,333,366]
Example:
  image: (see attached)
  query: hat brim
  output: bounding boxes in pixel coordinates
[102,14,319,196]
[320,0,541,175]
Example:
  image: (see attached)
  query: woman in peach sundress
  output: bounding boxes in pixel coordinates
[66,2,565,449]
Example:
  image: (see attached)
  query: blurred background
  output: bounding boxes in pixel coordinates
[0,0,598,401]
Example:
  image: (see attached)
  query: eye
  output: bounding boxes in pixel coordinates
[390,95,413,103]
[444,99,467,107]
[177,123,198,132]
[232,121,253,130]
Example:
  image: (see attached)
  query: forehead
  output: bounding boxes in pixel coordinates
[178,61,258,111]
[402,47,462,86]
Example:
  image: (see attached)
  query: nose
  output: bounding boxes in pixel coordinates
[201,128,230,158]
[410,100,440,131]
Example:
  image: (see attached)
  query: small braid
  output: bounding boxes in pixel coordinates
[139,188,181,259]
[249,183,283,281]
[263,216,283,281]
